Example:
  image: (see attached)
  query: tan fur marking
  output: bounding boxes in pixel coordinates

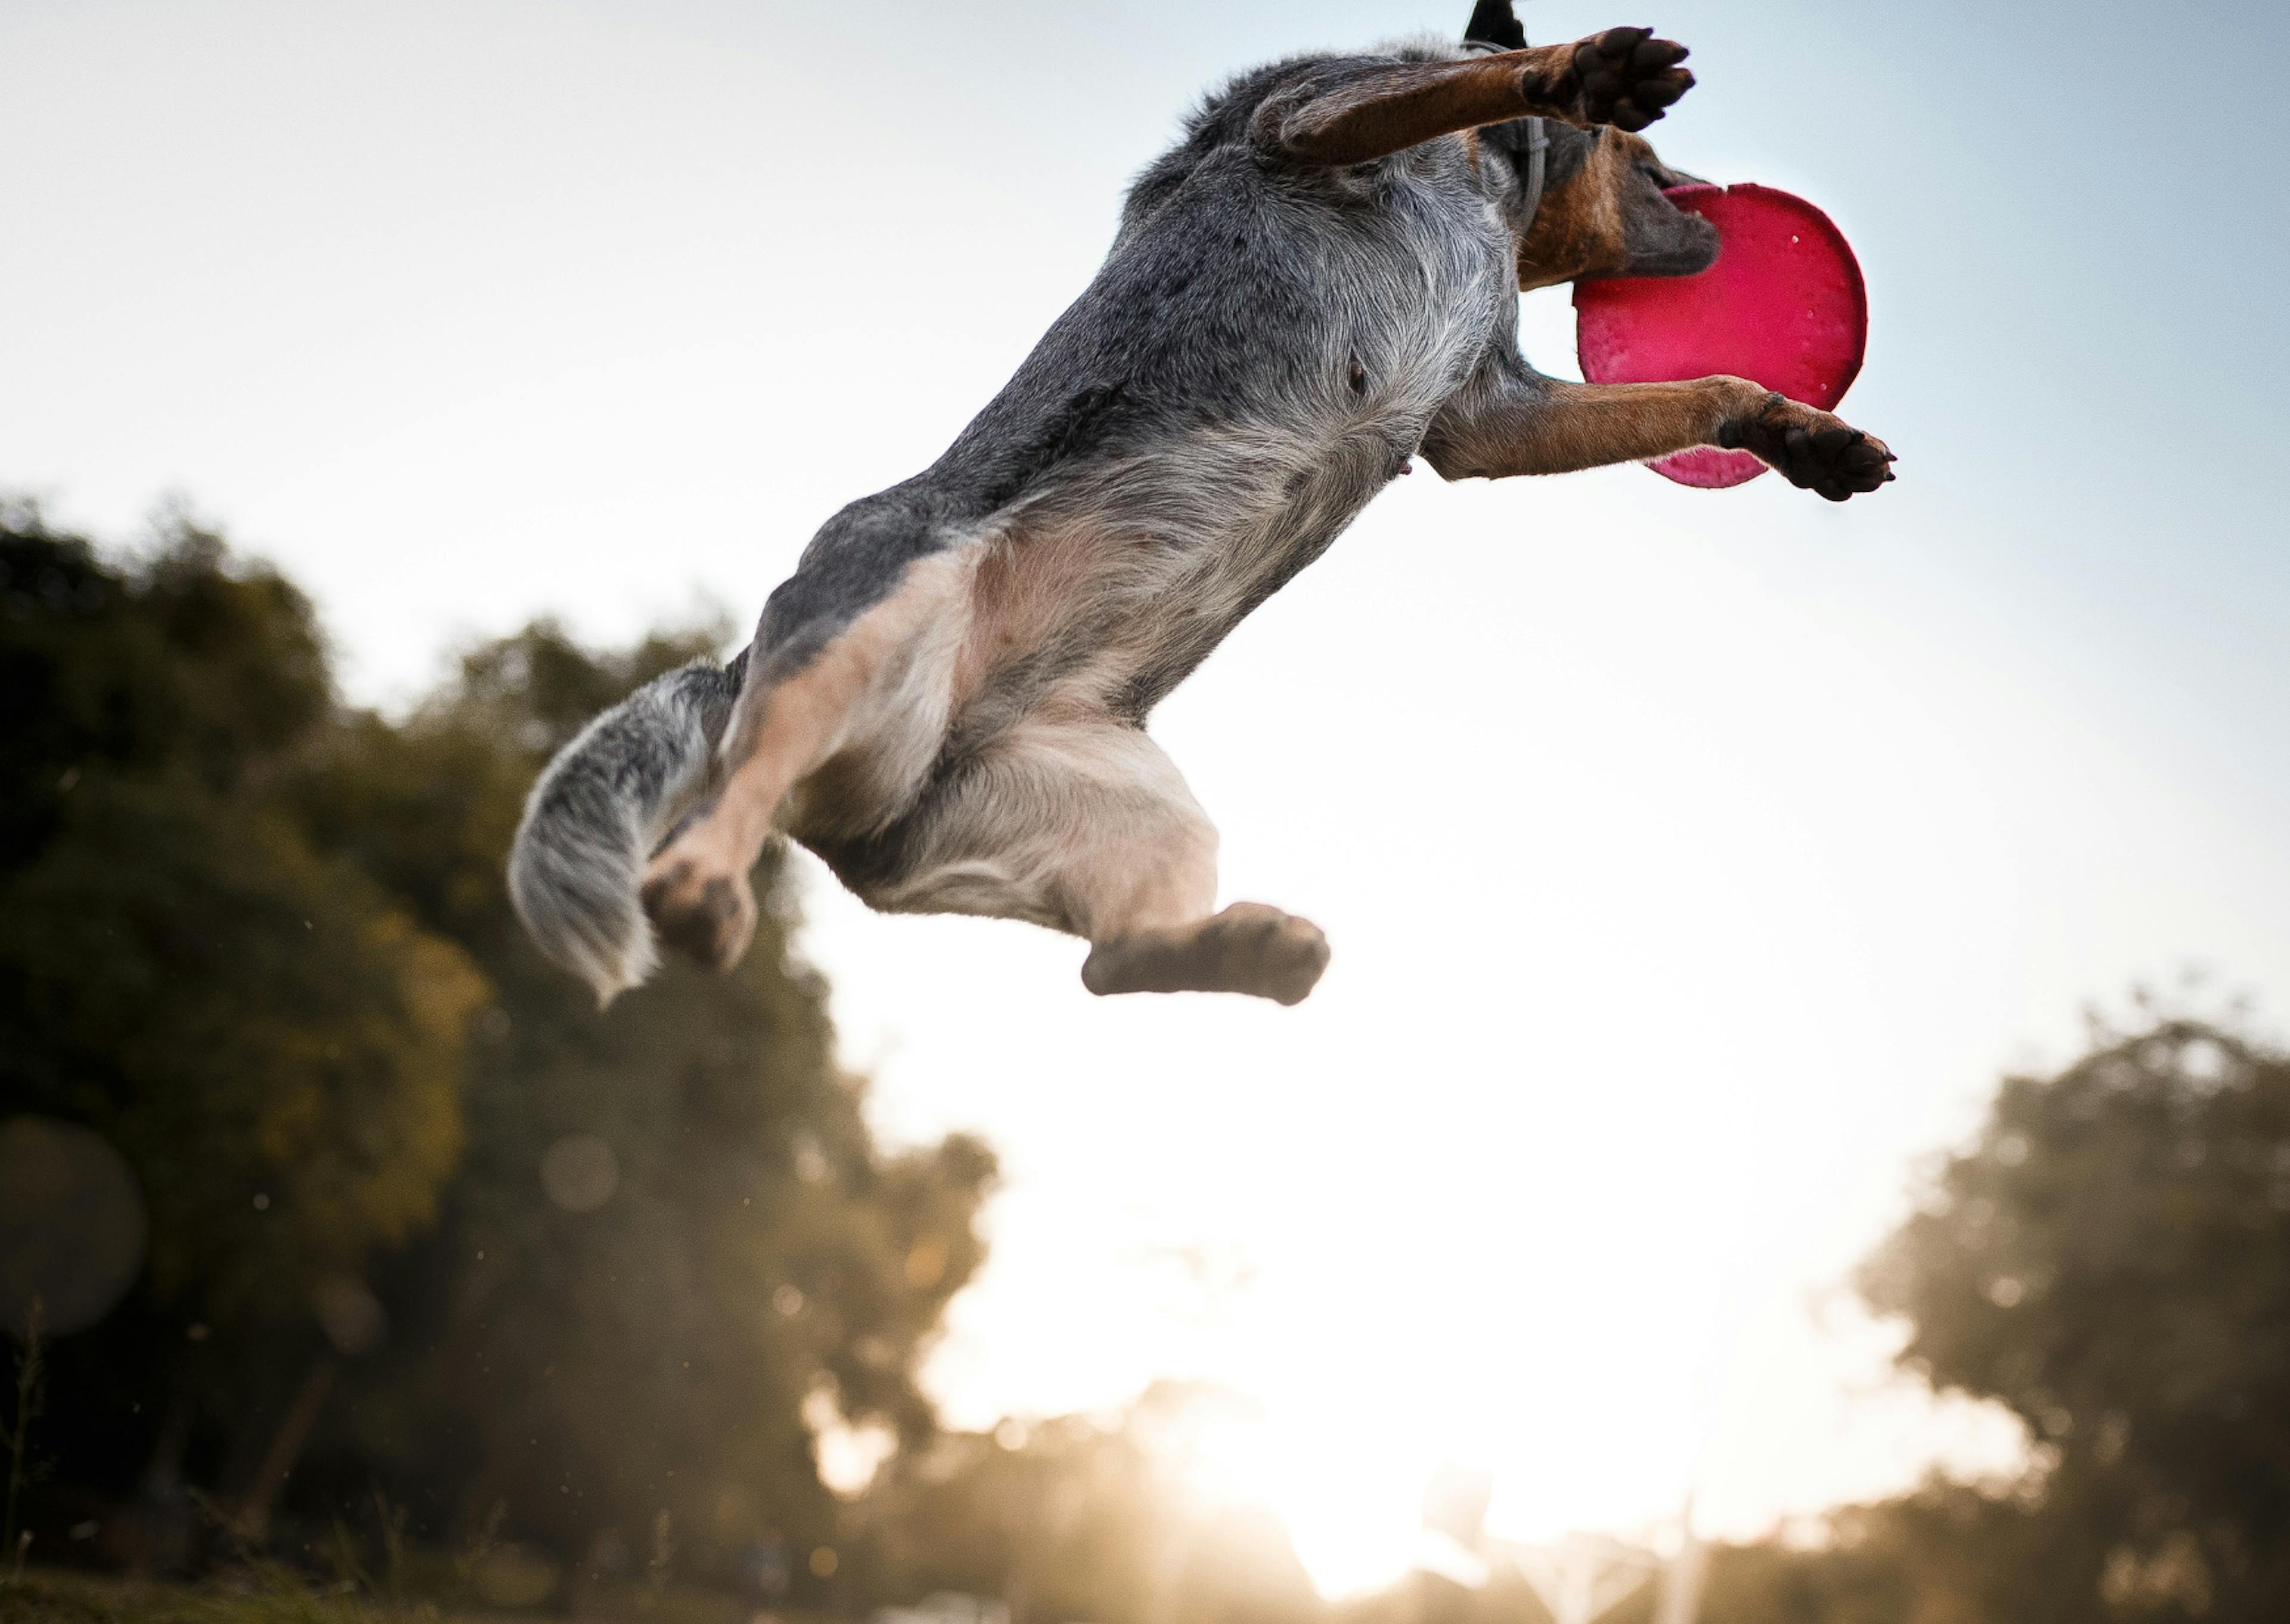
[954,519,1125,711]
[655,551,973,891]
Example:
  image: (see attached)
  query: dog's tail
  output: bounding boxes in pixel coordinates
[507,649,748,1006]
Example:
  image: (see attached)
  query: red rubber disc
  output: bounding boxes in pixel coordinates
[1573,183,1867,489]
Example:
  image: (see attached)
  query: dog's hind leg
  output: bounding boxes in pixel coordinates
[1270,29,1694,166]
[856,717,1330,1006]
[641,548,972,973]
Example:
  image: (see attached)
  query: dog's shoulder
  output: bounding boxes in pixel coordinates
[1119,42,1464,237]
[1117,56,1323,235]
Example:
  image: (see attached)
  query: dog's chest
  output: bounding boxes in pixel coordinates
[1335,175,1518,417]
[1143,176,1514,591]
[961,163,1517,723]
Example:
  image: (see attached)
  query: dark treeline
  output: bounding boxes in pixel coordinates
[4,502,2288,1624]
[0,501,995,1607]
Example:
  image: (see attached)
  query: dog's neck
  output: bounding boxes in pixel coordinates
[1460,38,1550,234]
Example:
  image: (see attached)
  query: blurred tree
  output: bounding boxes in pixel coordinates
[296,620,996,1582]
[0,503,996,1589]
[0,502,485,1513]
[1855,1014,2290,1620]
[1584,1013,2290,1624]
[1609,1483,2039,1624]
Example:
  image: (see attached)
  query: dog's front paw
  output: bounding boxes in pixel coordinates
[640,842,758,974]
[1562,27,1694,132]
[1725,393,1897,501]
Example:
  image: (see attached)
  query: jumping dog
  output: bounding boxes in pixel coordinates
[509,2,1896,1009]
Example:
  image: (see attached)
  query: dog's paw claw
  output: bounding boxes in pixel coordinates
[1636,72,1692,111]
[1568,27,1692,128]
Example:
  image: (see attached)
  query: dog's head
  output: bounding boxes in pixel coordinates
[1462,1,1720,290]
[1497,121,1719,289]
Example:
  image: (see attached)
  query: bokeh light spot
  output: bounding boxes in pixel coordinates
[541,1133,620,1213]
[903,1237,948,1288]
[312,1273,388,1355]
[0,1116,148,1336]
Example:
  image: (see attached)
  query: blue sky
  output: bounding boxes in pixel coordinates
[6,0,2288,1591]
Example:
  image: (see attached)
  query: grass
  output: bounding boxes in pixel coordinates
[1,1568,393,1624]
[0,1568,847,1624]
[0,1566,532,1624]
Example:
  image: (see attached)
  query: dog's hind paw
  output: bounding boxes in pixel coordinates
[1562,27,1694,132]
[1082,903,1330,1006]
[640,846,759,975]
[1725,393,1898,501]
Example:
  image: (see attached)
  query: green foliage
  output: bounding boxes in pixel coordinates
[295,621,997,1569]
[1,504,482,1327]
[1687,1014,2290,1624]
[0,504,994,1589]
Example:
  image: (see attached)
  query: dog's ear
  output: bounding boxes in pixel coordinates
[1463,0,1527,52]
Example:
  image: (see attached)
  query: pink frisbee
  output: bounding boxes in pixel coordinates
[1573,183,1867,489]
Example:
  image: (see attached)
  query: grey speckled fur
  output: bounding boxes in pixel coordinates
[507,652,746,1002]
[506,9,1787,1002]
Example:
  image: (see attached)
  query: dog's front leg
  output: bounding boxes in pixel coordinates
[1270,29,1694,166]
[1422,367,1896,500]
